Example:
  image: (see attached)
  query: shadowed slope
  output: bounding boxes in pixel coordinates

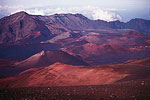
[0,11,51,44]
[125,58,150,66]
[0,11,150,44]
[15,50,89,68]
[0,58,149,88]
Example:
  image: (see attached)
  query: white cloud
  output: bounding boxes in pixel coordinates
[0,5,122,21]
[26,9,45,15]
[78,6,122,21]
[0,5,24,13]
[25,6,122,21]
[0,5,25,17]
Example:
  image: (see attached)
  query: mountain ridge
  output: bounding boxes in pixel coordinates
[0,11,150,44]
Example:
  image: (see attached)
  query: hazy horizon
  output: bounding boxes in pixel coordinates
[0,0,149,22]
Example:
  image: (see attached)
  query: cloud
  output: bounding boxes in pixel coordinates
[26,9,45,15]
[0,5,122,21]
[76,6,122,21]
[26,6,122,21]
[0,5,25,17]
[0,5,24,13]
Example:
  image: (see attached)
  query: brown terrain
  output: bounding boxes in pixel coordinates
[0,58,149,88]
[1,79,150,100]
[14,50,88,68]
[0,11,150,99]
[0,12,149,64]
[0,11,150,44]
[0,50,88,78]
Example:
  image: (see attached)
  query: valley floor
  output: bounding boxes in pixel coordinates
[0,79,150,100]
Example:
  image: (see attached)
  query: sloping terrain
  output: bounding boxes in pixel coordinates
[0,11,150,44]
[15,50,88,68]
[59,30,150,65]
[0,49,88,78]
[0,11,150,100]
[0,11,52,44]
[0,43,60,60]
[0,58,149,88]
[0,11,150,65]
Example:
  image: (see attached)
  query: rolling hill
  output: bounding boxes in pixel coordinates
[0,58,149,88]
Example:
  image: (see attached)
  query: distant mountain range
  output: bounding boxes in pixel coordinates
[0,11,150,66]
[0,11,150,44]
[0,11,150,89]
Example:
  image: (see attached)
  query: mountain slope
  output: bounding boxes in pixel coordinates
[0,11,51,44]
[47,14,150,33]
[0,11,150,44]
[126,18,150,33]
[15,50,89,68]
[0,58,149,88]
[0,49,88,78]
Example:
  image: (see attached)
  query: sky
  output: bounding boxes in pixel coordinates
[0,0,149,22]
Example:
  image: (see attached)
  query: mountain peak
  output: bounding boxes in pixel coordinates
[51,13,88,20]
[10,11,29,17]
[129,18,149,22]
[74,13,88,20]
[16,11,28,14]
[15,50,88,68]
